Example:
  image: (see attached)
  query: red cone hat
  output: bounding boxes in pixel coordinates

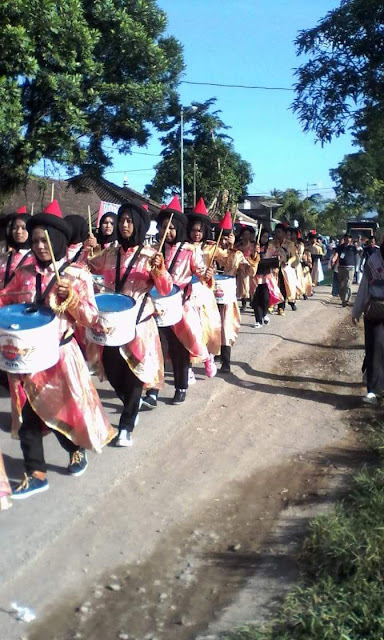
[193,198,208,216]
[165,195,182,214]
[158,194,186,226]
[219,210,233,231]
[189,197,210,225]
[27,199,70,241]
[43,199,62,218]
[16,206,27,214]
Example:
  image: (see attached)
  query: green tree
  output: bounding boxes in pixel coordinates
[270,188,319,231]
[0,0,183,193]
[292,0,384,145]
[145,98,253,211]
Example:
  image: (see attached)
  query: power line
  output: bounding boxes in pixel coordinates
[181,80,293,91]
[104,168,156,174]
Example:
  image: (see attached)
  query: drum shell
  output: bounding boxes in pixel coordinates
[86,293,138,347]
[151,285,182,327]
[257,257,279,275]
[214,275,236,305]
[0,307,59,374]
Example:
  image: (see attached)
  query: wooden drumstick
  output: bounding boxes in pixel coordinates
[158,213,174,253]
[51,183,54,202]
[87,206,94,258]
[44,230,61,285]
[257,224,263,244]
[31,202,34,216]
[208,228,223,269]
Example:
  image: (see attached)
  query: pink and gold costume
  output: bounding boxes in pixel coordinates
[0,260,116,451]
[235,242,255,300]
[216,249,259,346]
[90,244,173,388]
[191,242,222,356]
[158,241,210,360]
[0,448,11,510]
[0,250,34,437]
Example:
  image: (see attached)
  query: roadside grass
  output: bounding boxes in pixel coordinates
[225,417,384,640]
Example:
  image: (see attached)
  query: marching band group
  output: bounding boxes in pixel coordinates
[0,195,324,510]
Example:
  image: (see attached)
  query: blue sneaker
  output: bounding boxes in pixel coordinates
[12,474,49,500]
[68,449,88,476]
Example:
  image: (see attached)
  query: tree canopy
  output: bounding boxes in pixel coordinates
[292,0,384,145]
[0,0,184,193]
[293,0,384,226]
[145,98,253,211]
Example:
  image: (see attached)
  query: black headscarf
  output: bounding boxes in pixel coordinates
[187,217,209,243]
[7,214,31,250]
[117,203,150,250]
[65,214,89,245]
[27,215,70,267]
[97,212,117,248]
[157,212,187,245]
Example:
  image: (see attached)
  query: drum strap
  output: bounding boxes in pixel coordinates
[136,292,149,324]
[70,246,83,264]
[165,243,183,275]
[35,260,71,305]
[4,250,32,287]
[115,244,143,293]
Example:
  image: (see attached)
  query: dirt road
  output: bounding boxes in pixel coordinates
[0,287,365,639]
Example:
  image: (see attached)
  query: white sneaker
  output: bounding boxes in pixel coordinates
[188,368,196,385]
[252,322,262,328]
[263,315,270,325]
[116,430,133,447]
[363,392,378,405]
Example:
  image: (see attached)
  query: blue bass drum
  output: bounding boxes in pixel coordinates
[214,274,236,304]
[0,304,59,373]
[150,285,182,327]
[86,293,138,346]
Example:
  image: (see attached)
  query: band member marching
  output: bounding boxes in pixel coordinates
[0,200,116,499]
[144,196,214,406]
[214,211,259,373]
[0,207,34,437]
[187,197,221,373]
[89,203,172,445]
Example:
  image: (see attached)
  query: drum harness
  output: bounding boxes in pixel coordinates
[115,244,152,325]
[3,250,33,288]
[163,242,195,305]
[34,260,74,346]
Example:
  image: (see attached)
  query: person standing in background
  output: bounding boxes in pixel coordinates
[331,234,357,307]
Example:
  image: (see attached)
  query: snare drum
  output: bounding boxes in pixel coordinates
[150,285,182,327]
[214,274,236,305]
[0,304,59,374]
[86,293,137,346]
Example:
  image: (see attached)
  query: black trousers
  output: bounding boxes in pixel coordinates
[252,284,270,324]
[19,401,79,474]
[102,346,143,432]
[159,326,189,390]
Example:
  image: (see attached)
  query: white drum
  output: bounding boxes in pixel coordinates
[150,285,182,327]
[86,293,138,346]
[214,274,236,305]
[190,274,204,303]
[0,304,60,374]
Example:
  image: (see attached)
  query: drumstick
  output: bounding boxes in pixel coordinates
[257,224,263,244]
[51,183,54,202]
[87,206,92,236]
[87,206,94,258]
[158,213,174,253]
[31,202,34,216]
[208,228,223,269]
[44,230,61,285]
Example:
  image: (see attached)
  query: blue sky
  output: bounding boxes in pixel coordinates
[53,1,354,200]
